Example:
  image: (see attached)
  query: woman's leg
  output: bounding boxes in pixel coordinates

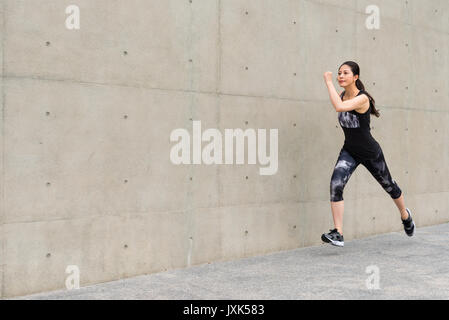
[393,194,409,220]
[330,201,345,234]
[362,149,407,219]
[330,148,360,234]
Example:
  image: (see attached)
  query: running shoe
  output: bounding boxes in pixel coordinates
[321,229,344,247]
[402,208,415,237]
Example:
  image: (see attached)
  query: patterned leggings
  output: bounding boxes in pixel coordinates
[330,147,402,202]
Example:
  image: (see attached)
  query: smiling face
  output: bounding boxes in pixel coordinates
[338,64,358,88]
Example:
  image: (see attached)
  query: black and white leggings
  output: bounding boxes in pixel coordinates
[330,147,402,202]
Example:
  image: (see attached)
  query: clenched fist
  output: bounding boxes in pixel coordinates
[323,71,333,83]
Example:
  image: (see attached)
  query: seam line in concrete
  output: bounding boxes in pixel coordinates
[2,189,449,226]
[3,74,448,114]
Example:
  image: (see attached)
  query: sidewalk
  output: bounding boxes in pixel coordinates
[12,223,449,300]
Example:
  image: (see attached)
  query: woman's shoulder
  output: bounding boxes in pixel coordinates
[358,90,371,103]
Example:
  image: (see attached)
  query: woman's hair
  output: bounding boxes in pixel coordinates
[339,61,380,117]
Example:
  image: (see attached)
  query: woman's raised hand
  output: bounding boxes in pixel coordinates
[323,71,333,83]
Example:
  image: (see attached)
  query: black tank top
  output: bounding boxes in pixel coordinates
[338,90,381,161]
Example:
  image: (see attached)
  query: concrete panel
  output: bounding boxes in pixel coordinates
[3,202,307,297]
[4,0,219,92]
[405,110,449,194]
[300,199,334,247]
[219,202,304,261]
[406,191,449,228]
[410,0,449,33]
[3,78,220,223]
[355,18,411,108]
[217,94,303,206]
[2,212,190,297]
[334,192,412,244]
[298,0,358,101]
[220,0,306,99]
[410,28,449,111]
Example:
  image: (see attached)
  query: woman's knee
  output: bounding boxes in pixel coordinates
[330,178,345,202]
[388,180,402,199]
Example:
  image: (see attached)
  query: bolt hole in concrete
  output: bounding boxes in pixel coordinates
[124,244,128,249]
[46,111,50,116]
[45,41,50,46]
[46,182,51,186]
[124,115,128,119]
[46,253,51,258]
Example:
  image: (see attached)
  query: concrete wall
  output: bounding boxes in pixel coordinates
[1,0,448,298]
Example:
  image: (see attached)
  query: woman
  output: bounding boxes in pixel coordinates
[321,61,415,247]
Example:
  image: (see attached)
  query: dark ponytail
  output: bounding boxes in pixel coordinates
[340,61,380,118]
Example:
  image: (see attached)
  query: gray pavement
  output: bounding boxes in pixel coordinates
[11,223,449,300]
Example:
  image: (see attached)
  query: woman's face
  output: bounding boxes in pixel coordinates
[338,65,358,87]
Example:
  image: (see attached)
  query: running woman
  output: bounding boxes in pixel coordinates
[321,61,415,247]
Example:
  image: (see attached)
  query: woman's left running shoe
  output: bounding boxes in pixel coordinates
[321,229,344,247]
